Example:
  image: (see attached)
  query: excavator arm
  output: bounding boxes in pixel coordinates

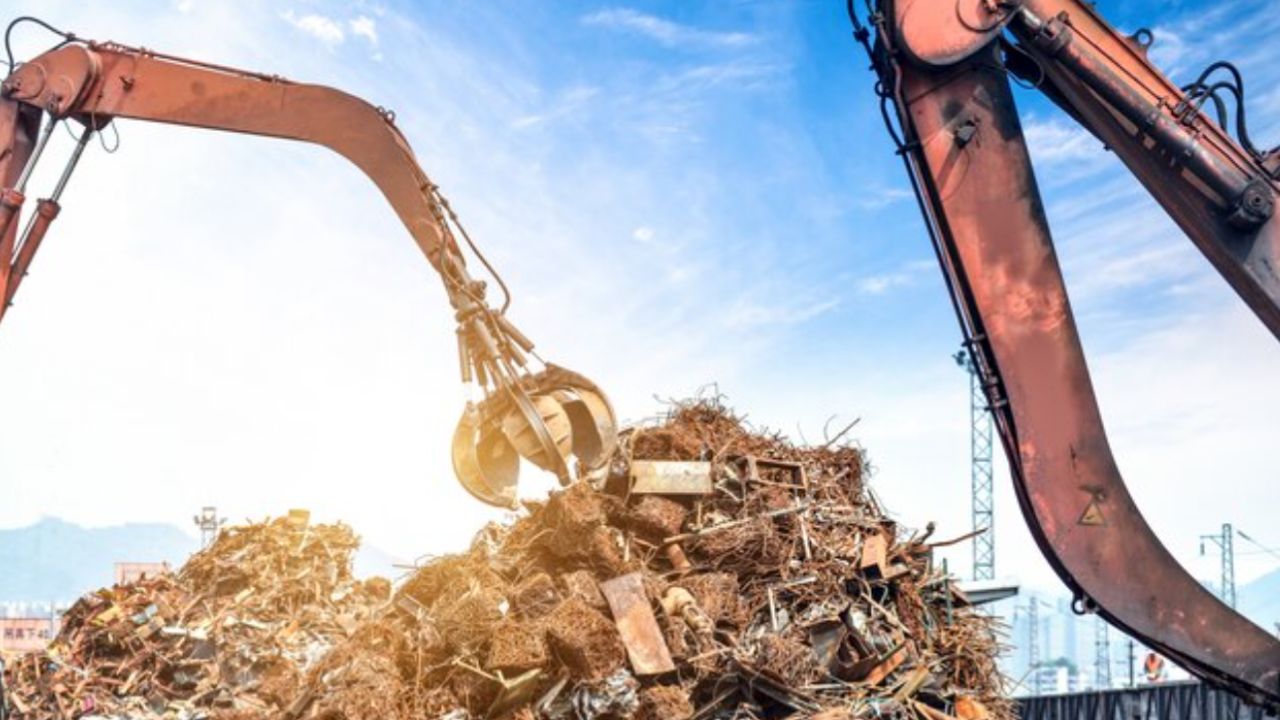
[856,0,1280,708]
[0,25,617,509]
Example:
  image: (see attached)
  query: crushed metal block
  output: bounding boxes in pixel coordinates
[676,573,742,626]
[636,685,693,720]
[511,572,560,620]
[559,570,607,609]
[544,597,626,681]
[486,619,549,673]
[626,496,688,540]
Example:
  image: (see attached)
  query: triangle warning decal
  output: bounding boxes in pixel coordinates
[1079,499,1106,526]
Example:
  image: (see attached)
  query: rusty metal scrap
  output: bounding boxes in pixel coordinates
[1,516,388,719]
[2,397,1012,719]
[629,460,713,495]
[598,574,675,677]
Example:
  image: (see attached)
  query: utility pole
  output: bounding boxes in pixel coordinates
[192,506,225,549]
[1200,523,1236,608]
[1028,599,1040,672]
[1128,639,1136,687]
[1094,616,1111,690]
[1021,598,1043,695]
[954,349,994,581]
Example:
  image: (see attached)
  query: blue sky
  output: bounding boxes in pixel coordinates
[1,0,1278,596]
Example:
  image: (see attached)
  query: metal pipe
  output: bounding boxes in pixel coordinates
[48,125,93,201]
[457,329,473,384]
[12,115,56,193]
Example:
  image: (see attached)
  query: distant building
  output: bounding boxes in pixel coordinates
[0,617,56,653]
[114,561,172,585]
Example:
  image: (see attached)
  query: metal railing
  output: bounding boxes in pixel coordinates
[1018,681,1267,720]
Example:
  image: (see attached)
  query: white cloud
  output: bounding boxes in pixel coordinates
[855,259,933,295]
[854,185,913,210]
[510,85,599,129]
[350,16,378,46]
[1022,116,1106,166]
[631,226,655,242]
[281,10,345,47]
[723,296,839,328]
[582,8,756,49]
[1148,27,1187,75]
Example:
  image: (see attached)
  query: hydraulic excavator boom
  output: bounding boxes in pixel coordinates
[0,18,617,509]
[853,0,1280,708]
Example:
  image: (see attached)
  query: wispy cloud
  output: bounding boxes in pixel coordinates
[582,8,756,49]
[855,260,934,296]
[1148,27,1187,74]
[281,10,345,47]
[510,85,600,129]
[723,295,839,328]
[854,185,913,210]
[349,16,378,47]
[1022,116,1106,166]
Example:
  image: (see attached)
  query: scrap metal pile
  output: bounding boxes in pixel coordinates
[377,399,1011,719]
[2,398,1010,719]
[1,514,390,720]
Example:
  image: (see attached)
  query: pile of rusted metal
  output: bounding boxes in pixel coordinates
[2,398,1011,719]
[1,513,390,719]
[369,398,1011,719]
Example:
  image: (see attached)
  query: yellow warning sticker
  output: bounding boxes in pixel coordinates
[1079,499,1106,526]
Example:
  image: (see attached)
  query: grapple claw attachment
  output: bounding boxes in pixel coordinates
[451,365,617,509]
[452,401,521,509]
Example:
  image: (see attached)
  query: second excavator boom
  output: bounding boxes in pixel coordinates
[854,0,1280,707]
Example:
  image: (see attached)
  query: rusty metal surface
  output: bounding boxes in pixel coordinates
[598,572,675,676]
[891,0,1009,67]
[869,0,1280,706]
[0,99,37,325]
[3,43,456,272]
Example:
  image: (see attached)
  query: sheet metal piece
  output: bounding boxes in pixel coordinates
[598,573,675,676]
[629,461,712,495]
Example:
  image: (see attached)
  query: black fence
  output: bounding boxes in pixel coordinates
[1018,682,1269,720]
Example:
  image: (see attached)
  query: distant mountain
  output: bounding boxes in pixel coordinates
[1239,568,1280,633]
[0,517,405,604]
[0,517,198,603]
